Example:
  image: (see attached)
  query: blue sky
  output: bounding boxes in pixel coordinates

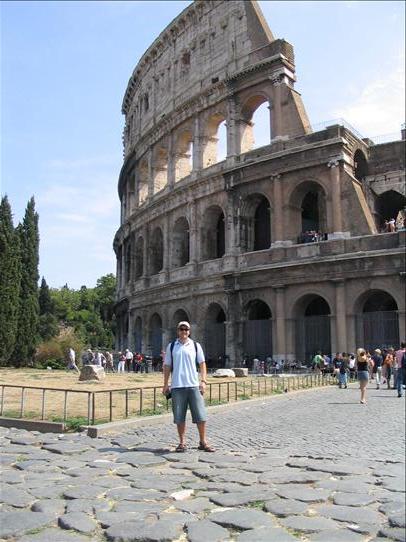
[1,1,405,289]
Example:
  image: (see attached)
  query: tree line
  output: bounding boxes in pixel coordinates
[0,196,116,368]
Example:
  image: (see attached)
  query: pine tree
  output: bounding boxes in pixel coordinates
[12,197,40,366]
[39,277,54,315]
[38,277,58,341]
[0,196,21,365]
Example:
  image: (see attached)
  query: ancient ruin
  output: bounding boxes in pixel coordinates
[114,0,405,367]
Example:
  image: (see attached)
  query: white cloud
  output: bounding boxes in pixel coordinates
[332,62,405,137]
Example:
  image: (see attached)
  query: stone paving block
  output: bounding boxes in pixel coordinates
[373,463,405,478]
[106,486,163,501]
[378,527,406,541]
[105,518,184,541]
[65,498,111,514]
[279,515,338,533]
[185,519,230,542]
[209,489,276,507]
[379,501,405,516]
[381,477,406,493]
[31,499,66,515]
[113,501,167,515]
[1,470,24,484]
[58,512,97,533]
[42,443,91,455]
[209,508,276,530]
[332,492,377,506]
[18,527,92,541]
[388,512,406,528]
[315,478,374,493]
[274,486,330,502]
[306,462,371,476]
[0,511,55,539]
[130,477,182,492]
[0,485,37,508]
[63,486,106,500]
[236,526,298,542]
[96,510,149,528]
[259,469,328,484]
[116,451,168,467]
[317,504,383,524]
[264,497,308,516]
[307,528,367,541]
[173,497,214,514]
[209,470,258,485]
[28,485,66,499]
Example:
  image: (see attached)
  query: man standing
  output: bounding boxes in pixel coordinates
[162,321,215,453]
[125,349,133,372]
[394,342,406,398]
[67,347,79,373]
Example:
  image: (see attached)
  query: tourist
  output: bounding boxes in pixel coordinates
[356,348,371,404]
[338,353,348,389]
[332,352,342,381]
[117,351,126,373]
[67,347,79,373]
[394,342,406,398]
[86,349,94,364]
[105,351,115,373]
[252,355,260,374]
[348,354,356,380]
[162,321,215,453]
[383,348,395,389]
[372,348,383,389]
[312,351,323,373]
[124,349,133,372]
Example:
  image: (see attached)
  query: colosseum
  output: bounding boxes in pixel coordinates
[114,0,405,368]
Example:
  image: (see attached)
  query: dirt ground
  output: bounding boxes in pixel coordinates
[0,368,259,425]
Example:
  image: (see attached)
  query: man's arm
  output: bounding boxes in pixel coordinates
[162,364,171,394]
[199,361,207,394]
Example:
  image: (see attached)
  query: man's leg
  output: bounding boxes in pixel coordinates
[396,369,403,397]
[176,422,186,445]
[196,421,206,444]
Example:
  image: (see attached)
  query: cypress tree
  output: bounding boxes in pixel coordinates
[12,197,40,366]
[0,196,21,365]
[39,277,54,315]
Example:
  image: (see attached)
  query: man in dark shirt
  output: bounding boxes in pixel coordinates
[372,348,383,389]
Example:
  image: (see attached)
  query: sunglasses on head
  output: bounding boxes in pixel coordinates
[178,327,189,331]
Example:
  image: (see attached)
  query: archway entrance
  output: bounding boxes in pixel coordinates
[356,291,399,350]
[295,296,331,362]
[243,300,272,362]
[204,304,226,368]
[170,309,190,341]
[134,317,142,353]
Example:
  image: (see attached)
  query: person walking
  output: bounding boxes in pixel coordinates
[394,342,406,398]
[356,348,372,404]
[67,347,79,373]
[372,348,383,389]
[383,348,395,389]
[125,349,133,372]
[338,353,348,389]
[162,321,215,453]
[105,351,115,373]
[117,351,126,373]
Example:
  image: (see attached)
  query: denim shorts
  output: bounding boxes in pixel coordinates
[358,370,369,382]
[171,387,207,424]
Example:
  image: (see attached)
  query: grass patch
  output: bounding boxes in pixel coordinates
[139,407,166,416]
[2,410,38,419]
[247,500,265,510]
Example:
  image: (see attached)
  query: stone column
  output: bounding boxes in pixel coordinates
[270,76,283,140]
[226,94,241,160]
[271,174,285,246]
[147,149,154,199]
[142,224,149,277]
[274,285,287,362]
[225,193,236,255]
[334,280,347,353]
[167,132,176,189]
[327,159,344,237]
[163,213,170,279]
[128,310,135,351]
[188,199,198,268]
[192,114,203,172]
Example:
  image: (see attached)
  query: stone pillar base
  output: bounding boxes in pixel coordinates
[271,240,293,248]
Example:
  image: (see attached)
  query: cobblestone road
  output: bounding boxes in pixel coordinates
[0,382,405,541]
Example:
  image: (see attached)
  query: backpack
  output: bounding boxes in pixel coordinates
[170,340,200,372]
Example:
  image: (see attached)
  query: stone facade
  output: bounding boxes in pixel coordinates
[114,0,405,366]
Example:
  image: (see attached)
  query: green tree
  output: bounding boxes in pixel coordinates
[38,277,58,341]
[39,277,54,315]
[0,196,21,365]
[12,197,40,366]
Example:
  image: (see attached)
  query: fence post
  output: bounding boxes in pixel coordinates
[109,391,113,422]
[243,381,246,397]
[235,381,238,401]
[153,387,157,411]
[218,383,221,403]
[209,383,212,404]
[125,390,129,418]
[20,388,25,418]
[139,388,143,415]
[257,380,260,396]
[63,391,68,422]
[227,382,230,403]
[1,385,5,416]
[91,393,95,425]
[41,389,46,420]
[250,380,253,396]
[265,378,267,395]
[87,393,91,425]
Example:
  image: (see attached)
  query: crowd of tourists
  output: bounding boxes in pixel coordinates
[66,347,164,374]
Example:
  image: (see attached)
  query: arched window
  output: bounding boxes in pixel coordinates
[376,190,406,231]
[240,194,271,252]
[254,198,271,250]
[202,206,225,260]
[356,290,399,350]
[241,95,270,153]
[354,149,368,181]
[134,317,142,352]
[175,130,193,182]
[153,145,168,193]
[204,303,226,367]
[295,295,331,363]
[150,227,163,275]
[243,300,272,361]
[290,182,327,243]
[202,113,227,167]
[134,236,144,279]
[125,243,132,284]
[302,192,319,233]
[138,159,149,205]
[149,313,162,357]
[172,217,190,268]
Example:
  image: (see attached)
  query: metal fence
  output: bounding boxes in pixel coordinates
[0,374,335,427]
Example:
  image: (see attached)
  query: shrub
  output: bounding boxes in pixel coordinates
[34,327,84,368]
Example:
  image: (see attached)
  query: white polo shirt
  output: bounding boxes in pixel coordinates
[164,338,205,388]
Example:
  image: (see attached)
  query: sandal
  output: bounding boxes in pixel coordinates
[175,443,187,453]
[198,442,215,452]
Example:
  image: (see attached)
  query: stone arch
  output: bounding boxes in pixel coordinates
[201,205,226,260]
[241,94,271,153]
[125,241,132,284]
[354,149,368,181]
[293,293,332,363]
[150,227,164,274]
[149,313,162,357]
[153,144,168,193]
[243,299,273,360]
[354,290,399,350]
[289,181,328,242]
[202,112,227,167]
[138,158,149,205]
[134,316,143,352]
[175,129,193,182]
[134,236,144,279]
[172,216,190,268]
[240,193,271,252]
[204,302,226,367]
